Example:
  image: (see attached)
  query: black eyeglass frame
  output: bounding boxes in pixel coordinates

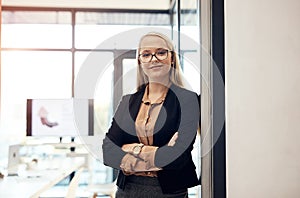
[138,49,173,63]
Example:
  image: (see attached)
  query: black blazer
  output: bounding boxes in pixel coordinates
[102,84,200,193]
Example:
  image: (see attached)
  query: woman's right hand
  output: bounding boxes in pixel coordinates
[122,143,139,153]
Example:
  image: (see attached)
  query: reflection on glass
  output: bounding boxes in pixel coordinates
[75,52,114,135]
[1,51,72,140]
[182,53,201,95]
[1,24,72,49]
[122,59,137,95]
[2,11,71,24]
[94,66,114,136]
[75,25,171,49]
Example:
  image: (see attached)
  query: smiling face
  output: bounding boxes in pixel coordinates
[138,35,172,84]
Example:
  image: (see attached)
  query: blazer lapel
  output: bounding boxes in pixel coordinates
[129,87,145,125]
[153,84,180,146]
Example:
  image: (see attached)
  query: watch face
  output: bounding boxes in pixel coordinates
[133,146,141,155]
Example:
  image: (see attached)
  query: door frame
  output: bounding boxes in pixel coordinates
[200,0,226,198]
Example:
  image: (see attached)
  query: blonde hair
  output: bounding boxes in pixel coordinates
[136,32,184,91]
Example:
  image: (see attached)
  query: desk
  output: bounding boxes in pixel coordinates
[0,157,84,198]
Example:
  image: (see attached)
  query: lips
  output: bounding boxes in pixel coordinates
[149,65,163,69]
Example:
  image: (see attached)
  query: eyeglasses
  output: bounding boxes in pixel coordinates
[139,49,171,63]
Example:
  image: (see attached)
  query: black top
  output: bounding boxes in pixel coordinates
[102,84,200,193]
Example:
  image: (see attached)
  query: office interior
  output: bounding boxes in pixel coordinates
[0,0,202,197]
[2,0,299,198]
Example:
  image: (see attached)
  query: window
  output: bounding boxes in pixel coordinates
[0,4,201,194]
[1,12,71,145]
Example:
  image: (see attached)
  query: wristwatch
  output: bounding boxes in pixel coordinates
[132,143,144,156]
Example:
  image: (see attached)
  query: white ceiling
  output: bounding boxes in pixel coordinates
[2,0,172,10]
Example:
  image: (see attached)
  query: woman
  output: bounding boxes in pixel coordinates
[102,32,200,198]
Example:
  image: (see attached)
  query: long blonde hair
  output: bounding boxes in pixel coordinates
[136,32,184,91]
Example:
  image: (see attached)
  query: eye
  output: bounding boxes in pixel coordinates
[156,50,168,56]
[141,53,151,58]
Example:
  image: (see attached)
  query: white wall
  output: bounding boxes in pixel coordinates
[225,0,300,197]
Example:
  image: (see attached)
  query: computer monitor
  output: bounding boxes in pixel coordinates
[27,99,94,137]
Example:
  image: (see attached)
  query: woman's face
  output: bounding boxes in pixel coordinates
[139,35,172,83]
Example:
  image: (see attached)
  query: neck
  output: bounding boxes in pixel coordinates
[147,81,170,103]
[148,76,170,88]
[148,80,170,94]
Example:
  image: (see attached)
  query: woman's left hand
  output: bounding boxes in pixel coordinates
[168,132,178,146]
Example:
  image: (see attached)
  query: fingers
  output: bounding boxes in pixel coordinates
[168,132,178,146]
[121,143,138,152]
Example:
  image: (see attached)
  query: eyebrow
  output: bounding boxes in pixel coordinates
[140,48,168,53]
[140,49,151,53]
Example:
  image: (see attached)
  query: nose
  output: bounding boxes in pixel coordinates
[151,54,159,62]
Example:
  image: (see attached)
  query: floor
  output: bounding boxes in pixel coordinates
[40,184,201,198]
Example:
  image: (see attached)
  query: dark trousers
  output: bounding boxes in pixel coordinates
[116,175,188,198]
